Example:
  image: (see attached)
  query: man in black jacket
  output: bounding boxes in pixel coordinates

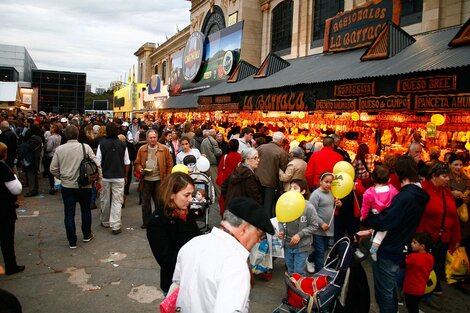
[96,122,130,234]
[0,121,18,169]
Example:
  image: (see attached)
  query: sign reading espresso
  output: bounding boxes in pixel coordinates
[242,92,307,111]
[323,0,401,53]
[334,82,375,97]
[415,94,470,110]
[397,75,457,93]
[359,95,410,111]
[316,99,356,111]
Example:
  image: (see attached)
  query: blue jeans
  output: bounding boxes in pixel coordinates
[372,256,400,313]
[284,246,309,276]
[61,187,92,246]
[309,235,331,272]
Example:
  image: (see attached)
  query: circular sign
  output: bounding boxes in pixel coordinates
[430,114,445,126]
[182,31,206,82]
[222,51,235,76]
[351,112,360,121]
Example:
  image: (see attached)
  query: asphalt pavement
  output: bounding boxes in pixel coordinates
[1,176,469,312]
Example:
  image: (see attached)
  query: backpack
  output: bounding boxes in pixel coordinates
[77,143,99,187]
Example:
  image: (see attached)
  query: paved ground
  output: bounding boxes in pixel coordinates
[1,177,469,312]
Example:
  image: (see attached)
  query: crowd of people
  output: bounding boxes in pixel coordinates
[0,110,469,313]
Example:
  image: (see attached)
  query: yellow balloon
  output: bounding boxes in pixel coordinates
[331,172,354,199]
[333,161,355,179]
[275,190,306,222]
[425,270,437,294]
[171,164,189,174]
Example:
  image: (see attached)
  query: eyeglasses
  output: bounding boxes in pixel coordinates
[256,228,266,241]
[250,156,260,161]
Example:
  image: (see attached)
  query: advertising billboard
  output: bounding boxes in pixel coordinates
[169,21,243,96]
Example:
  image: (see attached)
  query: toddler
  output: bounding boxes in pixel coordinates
[403,233,434,313]
[361,165,399,261]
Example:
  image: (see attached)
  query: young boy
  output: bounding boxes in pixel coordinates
[403,232,434,313]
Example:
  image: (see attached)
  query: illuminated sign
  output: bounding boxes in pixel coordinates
[334,82,375,97]
[182,31,206,82]
[397,75,457,93]
[316,99,357,111]
[242,92,308,111]
[414,94,470,110]
[358,95,410,111]
[323,0,401,52]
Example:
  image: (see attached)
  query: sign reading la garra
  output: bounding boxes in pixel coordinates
[242,92,308,111]
[323,0,401,53]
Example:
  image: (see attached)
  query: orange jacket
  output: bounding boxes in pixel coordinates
[134,142,173,181]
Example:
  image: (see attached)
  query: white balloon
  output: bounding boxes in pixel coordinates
[196,156,210,172]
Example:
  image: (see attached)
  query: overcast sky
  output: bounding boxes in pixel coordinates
[0,0,191,91]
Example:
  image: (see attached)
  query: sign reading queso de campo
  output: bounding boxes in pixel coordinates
[323,0,401,52]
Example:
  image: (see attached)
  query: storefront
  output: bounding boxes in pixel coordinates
[195,19,470,159]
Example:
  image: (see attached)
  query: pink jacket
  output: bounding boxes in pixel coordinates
[361,184,399,220]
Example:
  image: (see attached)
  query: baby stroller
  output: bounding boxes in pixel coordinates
[183,155,215,233]
[272,237,353,313]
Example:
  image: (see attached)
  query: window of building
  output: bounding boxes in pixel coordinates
[271,0,293,55]
[400,0,423,26]
[201,5,226,36]
[162,61,167,84]
[312,0,344,48]
[154,65,158,75]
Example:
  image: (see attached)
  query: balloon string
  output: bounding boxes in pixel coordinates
[328,201,337,227]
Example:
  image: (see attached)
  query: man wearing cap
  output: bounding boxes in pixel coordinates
[173,197,274,313]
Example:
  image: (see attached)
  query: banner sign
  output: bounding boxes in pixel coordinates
[170,22,243,96]
[323,0,401,52]
[334,82,375,97]
[241,91,314,111]
[414,93,470,110]
[397,75,457,93]
[316,99,357,111]
[358,95,410,111]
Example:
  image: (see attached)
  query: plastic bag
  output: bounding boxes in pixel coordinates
[159,286,179,313]
[445,247,470,284]
[457,203,468,222]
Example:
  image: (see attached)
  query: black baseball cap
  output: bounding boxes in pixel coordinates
[227,197,275,235]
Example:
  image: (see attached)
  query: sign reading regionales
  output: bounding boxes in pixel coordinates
[323,0,401,53]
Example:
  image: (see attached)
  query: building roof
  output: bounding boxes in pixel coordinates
[0,82,19,102]
[161,93,198,110]
[200,25,470,97]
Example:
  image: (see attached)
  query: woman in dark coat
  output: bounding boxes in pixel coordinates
[221,147,263,207]
[146,172,201,294]
[0,142,25,275]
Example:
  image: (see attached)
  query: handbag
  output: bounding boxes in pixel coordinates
[159,286,180,313]
[216,154,227,186]
[445,247,470,284]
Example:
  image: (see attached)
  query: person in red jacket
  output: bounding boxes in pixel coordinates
[417,163,461,296]
[403,232,434,313]
[216,139,242,216]
[305,137,343,190]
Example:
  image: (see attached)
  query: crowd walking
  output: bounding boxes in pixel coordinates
[1,110,470,313]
